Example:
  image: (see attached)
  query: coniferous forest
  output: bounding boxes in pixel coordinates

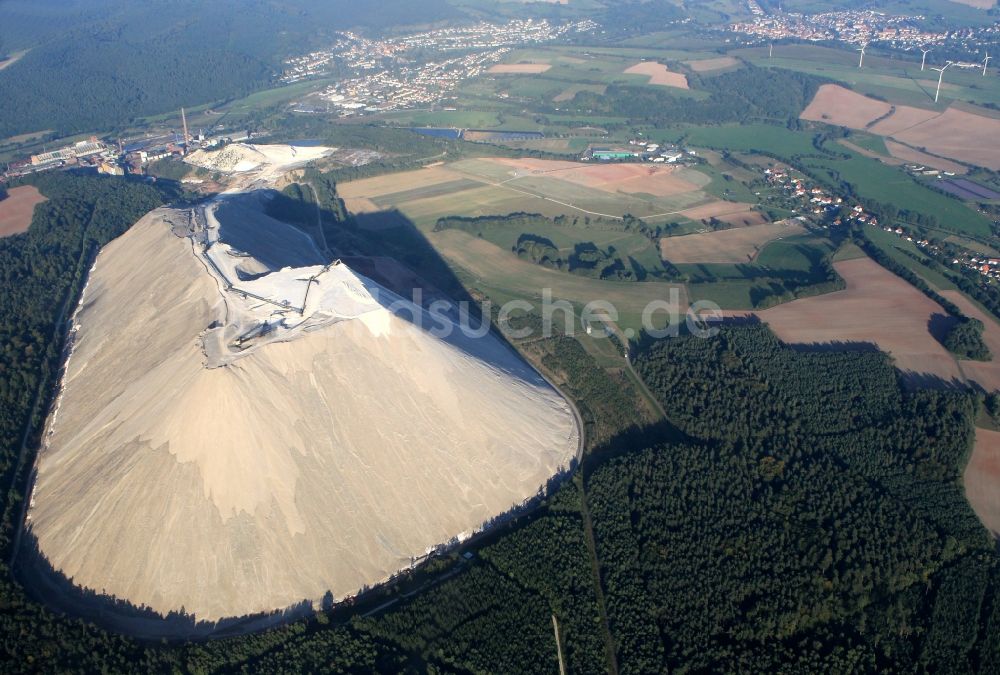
[0,174,998,672]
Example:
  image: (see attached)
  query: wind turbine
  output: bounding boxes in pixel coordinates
[984,51,993,77]
[932,61,955,104]
[769,43,773,59]
[857,43,868,69]
[920,48,931,72]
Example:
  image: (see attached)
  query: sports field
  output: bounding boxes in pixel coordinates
[0,185,46,237]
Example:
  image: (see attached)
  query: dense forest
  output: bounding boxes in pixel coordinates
[0,0,456,137]
[564,66,828,128]
[1,171,998,672]
[624,324,999,671]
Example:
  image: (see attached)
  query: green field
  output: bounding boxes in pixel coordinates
[799,147,993,237]
[736,44,1000,109]
[681,124,822,157]
[864,225,959,291]
[678,123,993,238]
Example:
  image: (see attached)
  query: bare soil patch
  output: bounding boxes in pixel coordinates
[801,84,892,129]
[0,185,47,237]
[964,427,1000,537]
[884,140,968,174]
[488,63,552,74]
[661,220,804,263]
[755,257,965,383]
[623,62,689,89]
[684,56,740,72]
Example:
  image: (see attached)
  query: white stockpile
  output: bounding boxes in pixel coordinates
[25,152,580,625]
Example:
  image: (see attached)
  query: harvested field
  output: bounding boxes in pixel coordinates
[660,220,804,263]
[342,196,379,214]
[869,106,941,136]
[942,291,1000,392]
[623,62,689,89]
[0,185,46,237]
[964,427,1000,537]
[755,257,965,384]
[884,140,968,174]
[684,56,740,72]
[801,84,891,129]
[488,63,551,74]
[337,166,463,201]
[678,200,759,222]
[802,85,1000,169]
[891,108,1000,170]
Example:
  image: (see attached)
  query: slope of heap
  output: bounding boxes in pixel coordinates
[26,200,579,623]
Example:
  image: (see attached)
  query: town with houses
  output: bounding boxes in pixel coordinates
[283,19,598,115]
[731,0,999,56]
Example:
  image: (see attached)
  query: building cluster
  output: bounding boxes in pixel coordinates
[583,141,694,163]
[281,19,597,116]
[731,8,947,47]
[731,3,999,60]
[764,168,880,226]
[3,124,253,180]
[4,138,117,178]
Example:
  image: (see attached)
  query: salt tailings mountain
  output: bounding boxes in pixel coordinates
[24,152,579,627]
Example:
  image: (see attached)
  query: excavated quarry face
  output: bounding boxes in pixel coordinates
[26,202,578,622]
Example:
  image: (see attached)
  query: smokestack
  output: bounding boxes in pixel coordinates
[181,107,190,154]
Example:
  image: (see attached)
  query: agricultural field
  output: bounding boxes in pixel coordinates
[660,220,807,264]
[802,84,1000,170]
[965,427,1000,538]
[339,157,723,228]
[621,62,689,89]
[753,256,967,384]
[736,43,1000,109]
[683,230,838,309]
[683,121,992,238]
[0,185,46,237]
[684,56,741,73]
[429,229,687,335]
[798,147,994,237]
